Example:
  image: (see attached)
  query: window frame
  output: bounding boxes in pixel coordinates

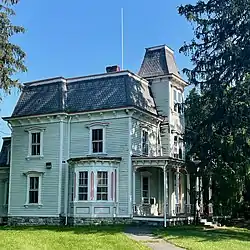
[78,171,89,201]
[141,174,150,204]
[26,127,45,159]
[24,172,43,206]
[173,88,184,114]
[96,171,108,201]
[89,126,106,155]
[141,129,149,156]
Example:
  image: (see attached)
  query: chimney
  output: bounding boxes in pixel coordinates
[106,65,121,73]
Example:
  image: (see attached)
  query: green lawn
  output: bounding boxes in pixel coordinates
[0,226,147,250]
[156,226,250,250]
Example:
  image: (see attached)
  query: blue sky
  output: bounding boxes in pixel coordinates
[0,0,196,140]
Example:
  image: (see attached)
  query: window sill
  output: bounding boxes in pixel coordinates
[87,153,107,156]
[72,200,115,203]
[26,155,44,160]
[24,203,43,208]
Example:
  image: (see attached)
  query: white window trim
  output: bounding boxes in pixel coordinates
[26,127,45,160]
[24,171,43,207]
[141,128,149,156]
[141,173,151,204]
[89,126,107,155]
[173,88,184,114]
[74,168,116,203]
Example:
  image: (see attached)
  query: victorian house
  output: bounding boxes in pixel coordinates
[0,45,199,226]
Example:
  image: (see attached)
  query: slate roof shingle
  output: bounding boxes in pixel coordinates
[11,72,157,118]
[138,45,180,78]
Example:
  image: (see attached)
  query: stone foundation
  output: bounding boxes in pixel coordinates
[68,217,132,226]
[8,216,64,226]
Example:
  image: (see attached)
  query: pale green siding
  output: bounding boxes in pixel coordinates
[9,122,62,217]
[131,118,158,157]
[70,117,130,217]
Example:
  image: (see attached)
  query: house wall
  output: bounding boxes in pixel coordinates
[69,116,130,218]
[9,122,63,217]
[131,117,158,157]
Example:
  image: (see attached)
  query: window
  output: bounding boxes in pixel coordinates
[26,128,45,158]
[92,129,103,153]
[97,171,108,201]
[24,172,43,206]
[31,132,41,156]
[173,89,183,114]
[142,130,149,155]
[174,89,178,112]
[174,136,178,158]
[29,177,39,204]
[78,171,88,201]
[142,176,150,203]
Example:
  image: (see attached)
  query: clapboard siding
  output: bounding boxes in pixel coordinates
[131,118,158,156]
[70,117,130,216]
[9,123,61,216]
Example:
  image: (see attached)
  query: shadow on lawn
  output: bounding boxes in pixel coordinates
[0,225,126,236]
[156,226,250,243]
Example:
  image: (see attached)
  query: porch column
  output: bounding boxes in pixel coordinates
[163,165,168,227]
[132,168,136,215]
[200,177,204,214]
[208,175,213,216]
[196,176,199,213]
[186,173,191,214]
[175,166,180,215]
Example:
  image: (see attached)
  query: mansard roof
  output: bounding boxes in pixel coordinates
[0,137,11,168]
[11,71,157,118]
[138,45,180,78]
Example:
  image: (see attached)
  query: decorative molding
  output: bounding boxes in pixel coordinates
[23,170,45,176]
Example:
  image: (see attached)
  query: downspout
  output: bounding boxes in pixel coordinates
[64,116,72,225]
[163,162,168,227]
[128,112,133,217]
[58,117,64,216]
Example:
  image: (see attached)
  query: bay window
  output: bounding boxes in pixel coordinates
[78,171,88,201]
[73,169,116,202]
[97,171,108,201]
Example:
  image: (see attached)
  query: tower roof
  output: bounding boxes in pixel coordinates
[138,45,180,78]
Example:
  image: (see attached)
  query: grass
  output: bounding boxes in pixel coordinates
[156,226,250,250]
[0,225,148,250]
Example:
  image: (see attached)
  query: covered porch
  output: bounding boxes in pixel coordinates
[132,156,193,226]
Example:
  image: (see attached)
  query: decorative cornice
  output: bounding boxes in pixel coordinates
[23,170,45,176]
[68,156,122,166]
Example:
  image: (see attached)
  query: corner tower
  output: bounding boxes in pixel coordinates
[139,45,188,158]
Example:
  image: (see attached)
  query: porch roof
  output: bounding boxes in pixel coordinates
[132,156,185,170]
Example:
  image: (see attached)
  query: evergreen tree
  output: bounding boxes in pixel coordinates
[0,0,26,98]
